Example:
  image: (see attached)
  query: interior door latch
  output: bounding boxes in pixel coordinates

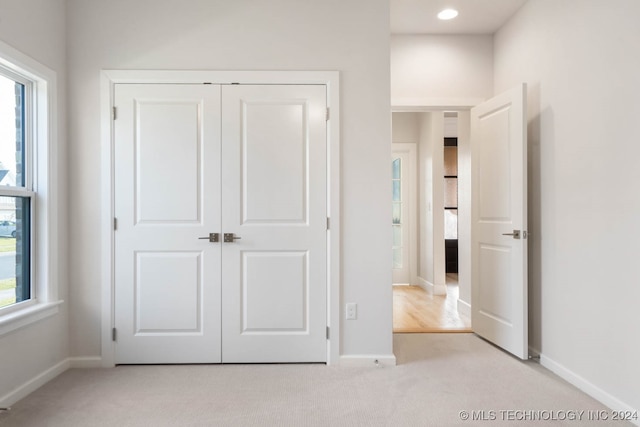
[502,230,521,239]
[198,233,220,242]
[223,233,242,242]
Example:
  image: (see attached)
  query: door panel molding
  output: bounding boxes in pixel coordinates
[101,70,340,366]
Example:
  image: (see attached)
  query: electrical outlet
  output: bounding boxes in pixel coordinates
[346,303,357,320]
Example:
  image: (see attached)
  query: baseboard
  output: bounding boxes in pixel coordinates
[433,282,446,295]
[0,359,70,408]
[339,354,397,367]
[415,276,432,294]
[457,298,471,318]
[69,356,102,368]
[416,277,446,295]
[419,276,446,296]
[539,353,639,426]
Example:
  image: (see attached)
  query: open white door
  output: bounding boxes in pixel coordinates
[471,84,528,360]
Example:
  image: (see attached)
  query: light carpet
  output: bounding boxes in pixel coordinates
[0,334,630,426]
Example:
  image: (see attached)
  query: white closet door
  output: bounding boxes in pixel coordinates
[114,84,222,363]
[220,85,328,363]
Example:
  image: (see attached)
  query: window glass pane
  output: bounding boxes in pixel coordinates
[444,209,458,240]
[392,247,402,269]
[0,197,30,308]
[392,202,401,225]
[392,158,401,179]
[393,224,402,247]
[0,74,25,187]
[392,180,401,201]
[392,157,403,269]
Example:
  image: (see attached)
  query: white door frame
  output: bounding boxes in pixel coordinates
[100,70,341,366]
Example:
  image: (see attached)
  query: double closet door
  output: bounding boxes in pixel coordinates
[113,83,327,364]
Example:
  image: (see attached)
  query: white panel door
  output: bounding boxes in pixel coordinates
[471,84,528,359]
[114,84,222,363]
[221,85,327,363]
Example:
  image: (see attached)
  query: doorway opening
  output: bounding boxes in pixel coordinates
[392,85,529,359]
[391,111,471,333]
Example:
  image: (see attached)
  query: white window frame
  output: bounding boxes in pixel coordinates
[0,40,62,336]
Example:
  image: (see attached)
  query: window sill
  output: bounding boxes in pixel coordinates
[0,300,64,337]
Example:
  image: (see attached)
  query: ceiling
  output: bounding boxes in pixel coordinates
[390,0,528,34]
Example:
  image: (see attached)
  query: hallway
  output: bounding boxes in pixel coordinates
[393,275,471,333]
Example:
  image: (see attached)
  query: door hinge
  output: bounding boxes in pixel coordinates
[112,106,117,120]
[113,217,118,231]
[112,327,117,342]
[326,107,330,121]
[326,217,330,230]
[326,326,330,340]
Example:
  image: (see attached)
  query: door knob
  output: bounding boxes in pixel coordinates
[223,233,242,243]
[198,233,219,242]
[501,230,520,239]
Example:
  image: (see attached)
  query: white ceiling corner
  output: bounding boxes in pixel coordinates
[390,0,528,34]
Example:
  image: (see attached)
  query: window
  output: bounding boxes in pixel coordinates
[0,69,32,310]
[0,40,60,334]
[392,157,402,268]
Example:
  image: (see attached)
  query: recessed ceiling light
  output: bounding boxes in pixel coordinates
[438,8,459,20]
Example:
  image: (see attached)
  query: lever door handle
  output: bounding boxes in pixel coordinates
[198,233,219,242]
[502,230,521,239]
[223,233,242,243]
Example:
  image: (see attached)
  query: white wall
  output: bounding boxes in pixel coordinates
[495,0,640,414]
[392,112,419,144]
[66,0,392,360]
[391,35,493,108]
[0,0,68,400]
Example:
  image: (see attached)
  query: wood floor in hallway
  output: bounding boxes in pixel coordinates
[393,278,472,333]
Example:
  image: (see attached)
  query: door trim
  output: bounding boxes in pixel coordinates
[100,70,340,366]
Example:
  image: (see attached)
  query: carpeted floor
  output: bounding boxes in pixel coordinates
[0,334,631,426]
